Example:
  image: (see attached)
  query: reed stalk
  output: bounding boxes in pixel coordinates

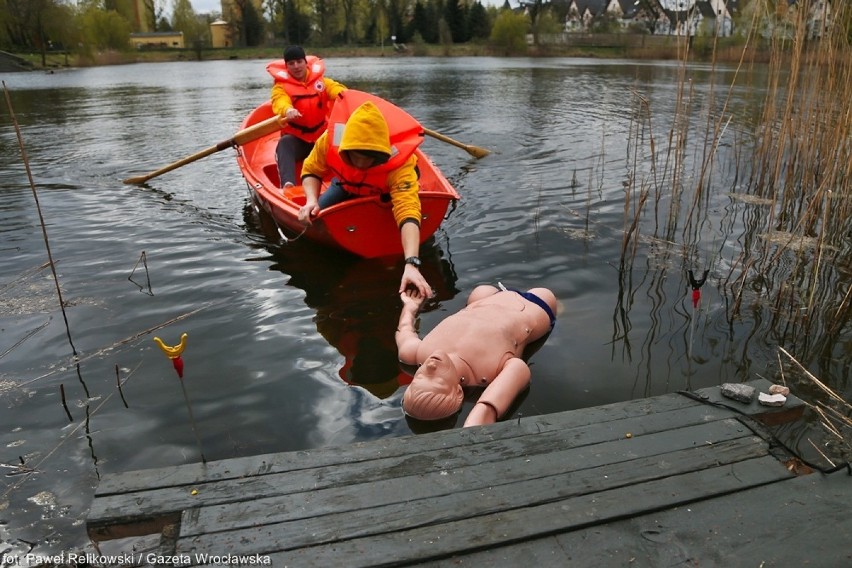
[3,82,78,357]
[584,1,852,458]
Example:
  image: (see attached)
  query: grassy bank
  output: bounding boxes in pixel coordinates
[14,38,771,70]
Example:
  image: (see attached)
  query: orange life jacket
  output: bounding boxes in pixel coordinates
[325,91,423,196]
[267,56,334,143]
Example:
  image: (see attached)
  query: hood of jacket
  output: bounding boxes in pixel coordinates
[337,101,392,163]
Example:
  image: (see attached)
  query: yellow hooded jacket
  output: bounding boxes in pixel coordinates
[301,101,421,228]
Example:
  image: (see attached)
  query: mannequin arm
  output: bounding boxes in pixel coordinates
[395,291,424,364]
[463,358,531,427]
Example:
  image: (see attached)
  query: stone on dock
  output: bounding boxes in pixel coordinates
[758,392,787,407]
[768,384,790,396]
[720,383,755,403]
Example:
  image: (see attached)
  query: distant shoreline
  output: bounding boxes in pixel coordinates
[9,41,773,71]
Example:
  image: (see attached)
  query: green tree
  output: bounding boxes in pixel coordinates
[313,0,337,46]
[1,0,76,55]
[413,0,439,44]
[3,0,56,49]
[105,0,137,29]
[467,1,490,41]
[227,0,256,47]
[549,0,570,23]
[282,0,311,44]
[78,5,131,51]
[444,0,468,43]
[42,1,75,53]
[633,0,661,34]
[387,0,407,43]
[0,1,10,48]
[589,11,620,33]
[339,0,358,44]
[438,17,452,46]
[534,8,563,40]
[489,9,527,54]
[527,0,542,45]
[242,0,264,46]
[365,0,389,46]
[172,0,209,47]
[150,0,166,32]
[735,0,796,40]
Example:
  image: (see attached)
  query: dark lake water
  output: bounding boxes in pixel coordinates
[1,57,849,555]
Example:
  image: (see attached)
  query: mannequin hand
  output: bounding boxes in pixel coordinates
[400,288,428,312]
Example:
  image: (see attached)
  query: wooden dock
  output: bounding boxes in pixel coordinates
[87,379,851,566]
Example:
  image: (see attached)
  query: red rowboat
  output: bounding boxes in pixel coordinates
[236,91,459,259]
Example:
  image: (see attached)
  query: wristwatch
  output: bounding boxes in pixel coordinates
[404,256,422,269]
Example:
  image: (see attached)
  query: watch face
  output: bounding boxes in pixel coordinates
[406,257,421,267]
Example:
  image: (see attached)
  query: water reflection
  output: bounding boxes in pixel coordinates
[243,203,460,399]
[1,58,849,555]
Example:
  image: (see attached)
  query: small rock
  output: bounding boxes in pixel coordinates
[721,383,755,403]
[768,384,790,396]
[758,392,787,407]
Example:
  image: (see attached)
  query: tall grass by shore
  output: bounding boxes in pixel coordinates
[618,3,851,465]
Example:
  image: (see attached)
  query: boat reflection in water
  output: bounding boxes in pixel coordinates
[243,203,460,400]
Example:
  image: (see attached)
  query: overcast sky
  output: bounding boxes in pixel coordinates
[188,0,222,15]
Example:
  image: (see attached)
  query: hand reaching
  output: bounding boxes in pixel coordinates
[400,264,432,298]
[298,201,318,225]
[400,287,428,313]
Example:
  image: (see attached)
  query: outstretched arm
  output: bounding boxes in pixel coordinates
[395,289,426,364]
[464,358,531,427]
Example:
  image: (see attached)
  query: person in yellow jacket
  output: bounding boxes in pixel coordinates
[268,45,346,188]
[298,99,431,298]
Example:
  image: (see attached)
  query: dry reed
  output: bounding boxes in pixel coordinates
[614,1,851,465]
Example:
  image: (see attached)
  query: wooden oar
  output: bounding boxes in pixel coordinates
[423,128,491,159]
[123,115,287,185]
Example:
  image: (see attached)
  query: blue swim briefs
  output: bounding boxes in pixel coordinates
[508,288,556,329]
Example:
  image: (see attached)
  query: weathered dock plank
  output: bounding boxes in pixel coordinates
[89,399,760,535]
[263,457,792,567]
[438,470,852,568]
[86,378,830,567]
[178,435,773,556]
[179,418,757,537]
[94,390,703,495]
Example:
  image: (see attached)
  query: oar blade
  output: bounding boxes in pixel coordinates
[423,128,491,160]
[123,116,285,186]
[467,145,491,159]
[123,175,149,185]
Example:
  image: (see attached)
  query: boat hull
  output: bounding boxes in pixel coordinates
[237,98,459,259]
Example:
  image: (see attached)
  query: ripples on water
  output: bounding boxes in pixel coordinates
[0,57,848,554]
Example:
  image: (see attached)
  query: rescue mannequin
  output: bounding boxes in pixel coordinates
[396,284,557,427]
